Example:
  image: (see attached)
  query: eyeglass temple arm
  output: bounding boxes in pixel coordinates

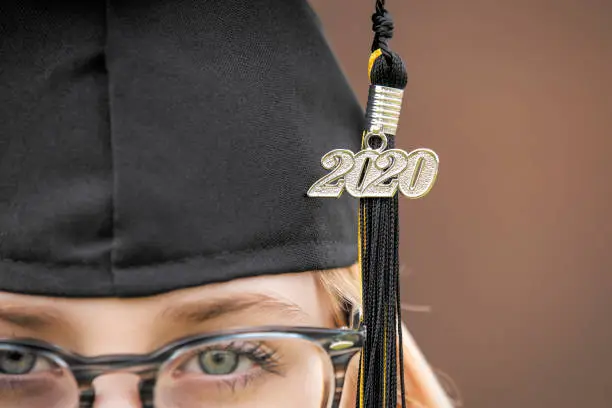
[342,300,363,331]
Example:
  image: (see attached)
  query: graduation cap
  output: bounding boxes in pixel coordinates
[0,0,362,296]
[0,0,438,406]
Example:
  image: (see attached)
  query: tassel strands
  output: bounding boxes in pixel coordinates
[358,1,408,407]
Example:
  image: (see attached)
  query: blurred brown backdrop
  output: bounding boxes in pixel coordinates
[309,1,612,407]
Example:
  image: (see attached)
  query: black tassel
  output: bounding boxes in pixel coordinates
[357,1,408,407]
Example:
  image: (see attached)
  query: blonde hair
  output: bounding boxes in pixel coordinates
[317,265,455,408]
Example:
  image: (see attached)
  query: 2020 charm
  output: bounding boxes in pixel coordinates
[307,131,439,199]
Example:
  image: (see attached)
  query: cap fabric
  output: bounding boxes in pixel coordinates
[0,0,363,297]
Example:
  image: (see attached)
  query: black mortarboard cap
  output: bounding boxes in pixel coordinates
[0,0,362,297]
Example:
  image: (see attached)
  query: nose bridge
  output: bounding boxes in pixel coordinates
[91,373,143,408]
[72,349,163,407]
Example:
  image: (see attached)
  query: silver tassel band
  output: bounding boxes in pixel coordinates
[365,85,404,135]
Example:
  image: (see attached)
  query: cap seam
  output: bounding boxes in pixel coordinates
[103,0,118,295]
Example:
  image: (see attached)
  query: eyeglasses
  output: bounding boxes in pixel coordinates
[0,326,364,408]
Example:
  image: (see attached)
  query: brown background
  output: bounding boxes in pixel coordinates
[309,1,612,407]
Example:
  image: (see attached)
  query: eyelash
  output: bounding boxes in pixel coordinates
[235,342,282,374]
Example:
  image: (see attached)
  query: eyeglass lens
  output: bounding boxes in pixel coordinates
[0,345,79,408]
[0,336,335,408]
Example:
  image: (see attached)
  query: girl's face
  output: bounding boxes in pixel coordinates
[0,272,357,408]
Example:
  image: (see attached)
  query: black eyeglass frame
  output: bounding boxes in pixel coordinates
[0,325,365,408]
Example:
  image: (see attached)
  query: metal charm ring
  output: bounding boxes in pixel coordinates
[363,131,388,153]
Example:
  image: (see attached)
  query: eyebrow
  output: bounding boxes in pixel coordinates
[160,293,311,324]
[0,305,66,330]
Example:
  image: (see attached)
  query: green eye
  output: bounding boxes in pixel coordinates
[198,350,239,375]
[0,350,37,375]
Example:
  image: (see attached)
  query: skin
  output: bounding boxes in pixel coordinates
[0,271,355,408]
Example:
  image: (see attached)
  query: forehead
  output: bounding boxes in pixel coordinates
[0,272,335,353]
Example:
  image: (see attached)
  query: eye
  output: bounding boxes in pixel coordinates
[178,342,281,378]
[0,350,54,375]
[198,350,240,375]
[0,350,36,374]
